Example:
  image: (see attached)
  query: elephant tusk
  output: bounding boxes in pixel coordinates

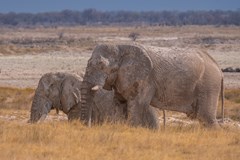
[76,88,81,95]
[91,85,100,91]
[72,92,79,104]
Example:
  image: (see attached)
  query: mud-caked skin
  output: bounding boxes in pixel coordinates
[81,67,161,129]
[29,72,149,125]
[82,44,224,128]
[29,72,82,123]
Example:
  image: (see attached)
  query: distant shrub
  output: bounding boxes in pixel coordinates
[128,32,140,41]
[222,67,240,72]
[58,32,64,39]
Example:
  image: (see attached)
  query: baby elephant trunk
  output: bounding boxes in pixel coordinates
[29,90,52,123]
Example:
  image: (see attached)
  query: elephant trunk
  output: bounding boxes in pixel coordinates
[80,81,94,127]
[81,65,107,126]
[29,89,52,123]
[67,104,81,121]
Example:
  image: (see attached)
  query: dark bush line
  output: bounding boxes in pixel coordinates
[0,9,240,27]
[222,67,240,72]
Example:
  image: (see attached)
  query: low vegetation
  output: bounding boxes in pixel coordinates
[128,32,140,41]
[0,87,34,109]
[224,89,240,121]
[0,87,239,160]
[0,120,239,160]
[0,36,96,55]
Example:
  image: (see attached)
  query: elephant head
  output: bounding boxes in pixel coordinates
[81,44,123,125]
[81,44,155,127]
[29,72,82,123]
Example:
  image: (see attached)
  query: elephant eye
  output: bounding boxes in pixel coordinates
[49,83,54,88]
[98,61,106,70]
[98,61,104,65]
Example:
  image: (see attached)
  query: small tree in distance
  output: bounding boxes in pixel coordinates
[128,32,140,41]
[58,32,64,39]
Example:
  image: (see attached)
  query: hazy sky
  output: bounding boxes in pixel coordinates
[0,0,239,13]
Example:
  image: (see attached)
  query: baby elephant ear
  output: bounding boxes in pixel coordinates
[118,45,153,82]
[60,78,80,114]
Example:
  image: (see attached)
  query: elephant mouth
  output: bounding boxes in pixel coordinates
[67,103,81,121]
[102,72,118,91]
[102,81,113,91]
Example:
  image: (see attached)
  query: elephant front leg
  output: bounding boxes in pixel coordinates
[127,93,159,129]
[127,99,145,127]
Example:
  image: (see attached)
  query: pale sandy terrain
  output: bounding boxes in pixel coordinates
[0,51,90,88]
[1,51,240,89]
[0,42,239,89]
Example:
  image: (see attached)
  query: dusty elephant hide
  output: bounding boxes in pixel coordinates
[81,44,224,128]
[29,72,145,125]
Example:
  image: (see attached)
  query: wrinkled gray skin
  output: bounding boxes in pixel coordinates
[81,46,162,129]
[81,44,224,128]
[29,72,157,125]
[81,57,161,129]
[82,84,161,128]
[29,72,82,123]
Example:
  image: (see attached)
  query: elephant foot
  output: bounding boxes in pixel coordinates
[186,111,197,119]
[128,114,160,130]
[198,117,220,129]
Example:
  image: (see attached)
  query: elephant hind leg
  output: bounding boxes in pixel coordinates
[196,91,219,128]
[186,100,199,119]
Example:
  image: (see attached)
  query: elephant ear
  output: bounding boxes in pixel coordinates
[60,77,81,114]
[117,45,153,85]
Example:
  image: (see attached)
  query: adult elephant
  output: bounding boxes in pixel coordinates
[81,44,224,128]
[81,69,161,129]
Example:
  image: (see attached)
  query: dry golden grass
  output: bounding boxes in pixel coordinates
[0,88,240,160]
[0,120,239,160]
[224,89,240,121]
[0,87,239,160]
[0,87,34,109]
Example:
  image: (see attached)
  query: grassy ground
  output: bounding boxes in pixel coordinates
[0,87,34,109]
[0,87,239,159]
[224,89,240,121]
[0,121,239,160]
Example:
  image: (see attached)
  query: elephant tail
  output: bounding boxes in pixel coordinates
[220,77,224,123]
[163,110,166,129]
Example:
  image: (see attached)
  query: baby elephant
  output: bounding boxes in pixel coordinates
[29,72,82,122]
[29,72,161,128]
